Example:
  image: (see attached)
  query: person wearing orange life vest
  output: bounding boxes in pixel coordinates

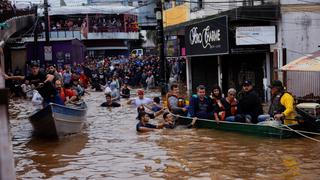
[166,84,188,116]
[214,88,238,122]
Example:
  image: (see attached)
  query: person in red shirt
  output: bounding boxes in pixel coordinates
[79,71,89,89]
[63,83,78,104]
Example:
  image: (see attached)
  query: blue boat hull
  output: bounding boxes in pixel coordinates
[29,102,87,137]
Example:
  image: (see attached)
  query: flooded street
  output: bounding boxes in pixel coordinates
[10,91,320,180]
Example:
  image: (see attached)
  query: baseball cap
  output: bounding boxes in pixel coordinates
[268,80,283,88]
[137,89,144,95]
[242,80,252,86]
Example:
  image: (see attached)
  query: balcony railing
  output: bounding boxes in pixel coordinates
[23,30,139,41]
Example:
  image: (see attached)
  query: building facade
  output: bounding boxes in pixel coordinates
[164,0,320,100]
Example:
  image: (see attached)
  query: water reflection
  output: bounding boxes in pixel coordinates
[10,91,320,179]
[16,134,88,179]
[157,129,320,179]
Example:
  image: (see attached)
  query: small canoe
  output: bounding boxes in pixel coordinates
[29,102,87,137]
[175,115,320,139]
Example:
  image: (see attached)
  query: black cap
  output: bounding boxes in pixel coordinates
[30,62,39,67]
[242,80,252,86]
[269,80,283,88]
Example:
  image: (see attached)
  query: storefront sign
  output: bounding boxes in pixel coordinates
[185,16,229,57]
[236,26,276,45]
[44,46,52,61]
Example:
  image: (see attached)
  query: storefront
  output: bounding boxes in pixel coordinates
[26,39,86,69]
[185,16,275,100]
[185,16,229,94]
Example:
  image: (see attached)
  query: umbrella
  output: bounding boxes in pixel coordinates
[281,50,320,72]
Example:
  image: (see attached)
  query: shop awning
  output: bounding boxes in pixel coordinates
[281,50,320,72]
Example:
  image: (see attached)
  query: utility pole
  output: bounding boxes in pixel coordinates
[33,5,38,61]
[44,0,50,44]
[155,0,167,95]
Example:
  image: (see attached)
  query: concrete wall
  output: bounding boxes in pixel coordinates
[279,5,320,97]
[189,0,274,20]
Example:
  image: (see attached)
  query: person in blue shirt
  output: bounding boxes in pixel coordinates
[188,85,213,125]
[136,112,164,132]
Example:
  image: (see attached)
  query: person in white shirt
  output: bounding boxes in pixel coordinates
[127,89,152,107]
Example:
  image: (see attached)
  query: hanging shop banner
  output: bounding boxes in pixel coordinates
[185,16,229,57]
[236,26,276,45]
[44,46,52,61]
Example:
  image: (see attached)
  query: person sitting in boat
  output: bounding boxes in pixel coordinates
[55,80,66,105]
[136,105,164,120]
[258,80,296,125]
[127,89,153,107]
[72,79,85,97]
[211,85,224,121]
[101,94,121,107]
[236,80,263,123]
[188,85,213,121]
[4,62,63,106]
[163,112,176,129]
[214,88,238,122]
[136,111,164,132]
[120,83,130,98]
[166,84,188,116]
[63,83,78,104]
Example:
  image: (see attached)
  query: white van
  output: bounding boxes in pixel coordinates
[131,49,143,57]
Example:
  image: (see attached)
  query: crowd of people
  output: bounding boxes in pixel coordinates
[4,55,167,103]
[165,80,295,128]
[47,14,138,33]
[134,78,296,133]
[3,54,296,133]
[0,0,35,24]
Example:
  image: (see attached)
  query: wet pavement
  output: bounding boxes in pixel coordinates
[9,90,320,179]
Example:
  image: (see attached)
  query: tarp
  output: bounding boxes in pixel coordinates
[281,50,320,72]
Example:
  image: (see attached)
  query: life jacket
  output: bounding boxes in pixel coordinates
[268,92,286,116]
[166,93,185,111]
[230,98,238,116]
[219,98,237,120]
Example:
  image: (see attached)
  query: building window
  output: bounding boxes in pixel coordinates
[190,0,203,12]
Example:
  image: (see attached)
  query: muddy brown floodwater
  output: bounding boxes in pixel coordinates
[9,90,320,180]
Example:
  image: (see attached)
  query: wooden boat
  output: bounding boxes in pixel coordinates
[29,102,87,137]
[175,115,320,139]
[173,102,320,139]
